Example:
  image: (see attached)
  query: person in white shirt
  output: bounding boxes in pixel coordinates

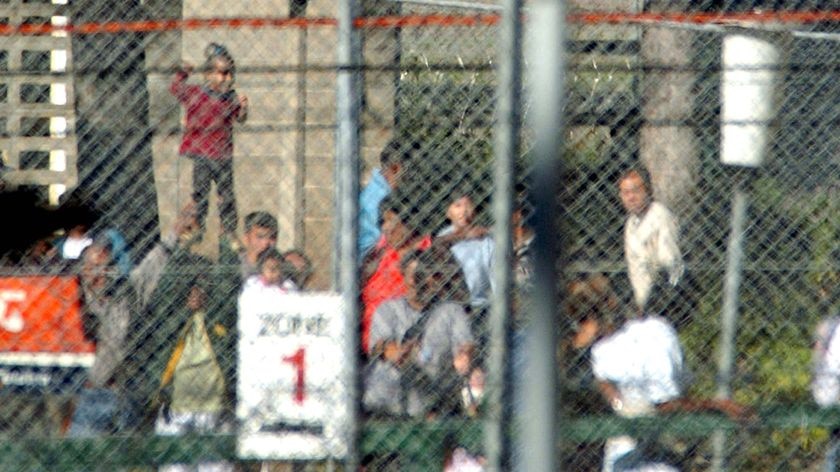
[591,309,684,472]
[812,317,840,407]
[618,168,684,313]
[584,285,749,472]
[243,248,299,296]
[811,301,840,471]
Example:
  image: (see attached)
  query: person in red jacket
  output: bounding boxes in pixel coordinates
[360,193,432,353]
[170,42,249,241]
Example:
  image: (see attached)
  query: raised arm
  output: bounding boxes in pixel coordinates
[433,225,489,249]
[236,94,249,123]
[129,202,199,307]
[169,63,193,102]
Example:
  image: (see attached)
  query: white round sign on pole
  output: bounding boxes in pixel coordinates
[721,33,782,168]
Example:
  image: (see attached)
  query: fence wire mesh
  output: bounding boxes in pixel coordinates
[0,0,836,471]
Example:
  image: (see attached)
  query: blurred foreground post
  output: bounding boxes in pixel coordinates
[521,0,566,470]
[336,0,362,469]
[485,0,522,469]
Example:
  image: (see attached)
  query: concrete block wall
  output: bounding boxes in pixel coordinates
[147,1,400,289]
[0,1,77,202]
[146,0,185,253]
[148,0,360,289]
[151,1,303,263]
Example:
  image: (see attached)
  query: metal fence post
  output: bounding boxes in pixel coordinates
[486,0,522,470]
[711,172,749,472]
[522,0,566,471]
[336,0,361,469]
[713,30,782,471]
[294,14,308,251]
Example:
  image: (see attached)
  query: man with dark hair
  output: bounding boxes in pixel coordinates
[618,167,684,313]
[243,211,278,236]
[358,139,420,259]
[231,211,279,279]
[364,246,474,419]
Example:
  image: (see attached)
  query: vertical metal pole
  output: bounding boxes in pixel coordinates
[486,0,522,470]
[392,1,404,131]
[711,173,749,472]
[824,433,839,472]
[522,1,565,471]
[336,0,361,469]
[714,31,782,472]
[294,25,308,249]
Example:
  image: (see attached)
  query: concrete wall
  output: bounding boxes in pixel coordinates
[0,1,77,200]
[150,1,298,262]
[148,0,399,289]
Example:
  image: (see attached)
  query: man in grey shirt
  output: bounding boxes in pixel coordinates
[68,204,197,436]
[364,248,474,418]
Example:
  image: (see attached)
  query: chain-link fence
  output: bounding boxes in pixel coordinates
[0,0,837,470]
[553,4,837,471]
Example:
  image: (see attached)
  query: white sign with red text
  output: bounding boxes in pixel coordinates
[237,290,349,460]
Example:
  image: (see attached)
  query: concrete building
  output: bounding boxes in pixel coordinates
[0,0,77,204]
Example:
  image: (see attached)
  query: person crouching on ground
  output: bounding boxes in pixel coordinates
[584,285,751,472]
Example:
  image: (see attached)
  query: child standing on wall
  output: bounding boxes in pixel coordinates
[170,42,249,242]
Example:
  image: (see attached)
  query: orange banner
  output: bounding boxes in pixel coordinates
[0,276,93,355]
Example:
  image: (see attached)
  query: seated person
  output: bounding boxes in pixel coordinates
[591,303,683,472]
[360,192,432,353]
[435,186,494,311]
[282,248,313,290]
[364,246,474,418]
[585,285,748,472]
[364,249,426,417]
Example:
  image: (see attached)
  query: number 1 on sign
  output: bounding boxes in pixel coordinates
[282,347,306,404]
